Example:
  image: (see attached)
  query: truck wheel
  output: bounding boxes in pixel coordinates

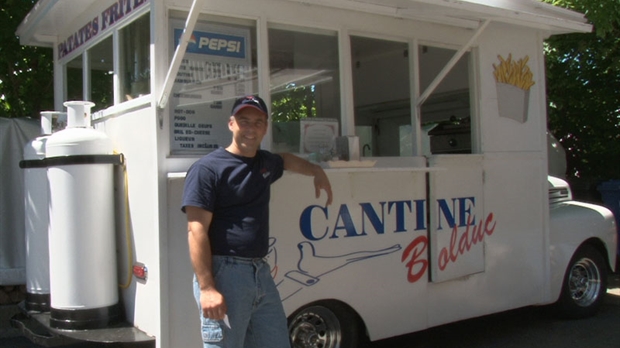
[555,244,607,319]
[288,301,362,348]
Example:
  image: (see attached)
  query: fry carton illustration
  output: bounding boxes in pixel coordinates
[493,54,535,123]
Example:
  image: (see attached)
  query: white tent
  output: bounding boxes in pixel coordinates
[0,117,40,285]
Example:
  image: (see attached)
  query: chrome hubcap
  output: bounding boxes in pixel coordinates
[290,307,341,348]
[569,257,601,307]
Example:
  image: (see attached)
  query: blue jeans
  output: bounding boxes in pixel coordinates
[193,256,291,348]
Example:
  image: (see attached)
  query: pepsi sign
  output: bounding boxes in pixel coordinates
[175,29,246,59]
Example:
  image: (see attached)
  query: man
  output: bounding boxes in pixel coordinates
[182,95,333,347]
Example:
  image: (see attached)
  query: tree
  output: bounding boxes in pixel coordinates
[0,0,54,118]
[544,0,620,188]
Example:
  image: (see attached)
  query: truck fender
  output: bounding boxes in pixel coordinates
[548,201,617,302]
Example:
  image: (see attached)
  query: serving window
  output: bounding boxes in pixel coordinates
[269,26,341,154]
[351,36,411,157]
[351,39,473,158]
[56,4,477,160]
[419,46,472,155]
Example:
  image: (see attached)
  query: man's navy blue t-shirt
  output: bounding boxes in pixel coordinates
[181,147,284,258]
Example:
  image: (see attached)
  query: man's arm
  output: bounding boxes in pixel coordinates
[186,206,227,320]
[279,152,333,206]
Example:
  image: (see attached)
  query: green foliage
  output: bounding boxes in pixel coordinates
[0,0,54,118]
[545,0,620,37]
[271,84,317,122]
[543,0,620,182]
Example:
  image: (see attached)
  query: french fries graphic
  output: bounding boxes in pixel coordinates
[493,54,535,90]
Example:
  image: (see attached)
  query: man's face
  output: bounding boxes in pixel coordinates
[229,108,268,156]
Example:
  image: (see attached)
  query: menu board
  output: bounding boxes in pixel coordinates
[169,20,253,155]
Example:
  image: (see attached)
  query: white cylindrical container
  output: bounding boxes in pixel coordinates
[46,101,121,330]
[21,111,59,312]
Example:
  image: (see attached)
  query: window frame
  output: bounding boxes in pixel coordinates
[266,23,342,155]
[58,7,151,113]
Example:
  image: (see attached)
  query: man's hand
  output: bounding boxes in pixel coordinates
[280,152,334,206]
[313,166,333,206]
[200,287,227,320]
[186,206,226,320]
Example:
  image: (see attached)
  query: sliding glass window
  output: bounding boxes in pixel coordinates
[88,36,113,109]
[62,12,151,111]
[120,13,151,101]
[269,26,341,154]
[351,36,411,157]
[65,54,84,102]
[419,45,471,155]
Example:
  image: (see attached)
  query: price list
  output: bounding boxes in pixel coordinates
[172,108,218,151]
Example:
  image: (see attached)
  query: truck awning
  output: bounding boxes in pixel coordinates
[16,0,591,48]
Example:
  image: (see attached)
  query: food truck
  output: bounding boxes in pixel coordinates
[13,0,617,347]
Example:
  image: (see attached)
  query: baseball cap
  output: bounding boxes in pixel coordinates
[231,95,269,117]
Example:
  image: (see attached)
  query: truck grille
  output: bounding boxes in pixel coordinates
[548,176,572,204]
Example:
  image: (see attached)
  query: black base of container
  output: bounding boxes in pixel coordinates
[11,301,155,347]
[50,303,121,330]
[25,292,51,312]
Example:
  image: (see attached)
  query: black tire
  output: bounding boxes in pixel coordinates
[554,244,608,319]
[288,301,363,348]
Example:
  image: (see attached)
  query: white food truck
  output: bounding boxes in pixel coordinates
[13,0,617,347]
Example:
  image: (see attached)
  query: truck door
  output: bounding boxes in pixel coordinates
[428,155,485,282]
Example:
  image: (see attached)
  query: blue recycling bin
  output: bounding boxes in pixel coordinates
[597,180,620,255]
